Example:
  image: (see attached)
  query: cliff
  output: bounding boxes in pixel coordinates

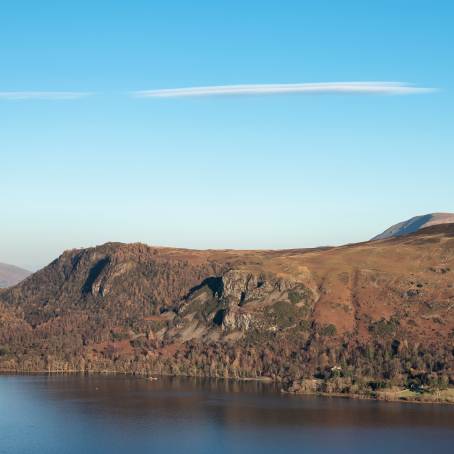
[1,225,454,396]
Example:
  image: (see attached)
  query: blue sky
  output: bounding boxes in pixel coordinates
[1,0,453,269]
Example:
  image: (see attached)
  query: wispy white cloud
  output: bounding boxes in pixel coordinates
[133,82,436,98]
[0,91,92,100]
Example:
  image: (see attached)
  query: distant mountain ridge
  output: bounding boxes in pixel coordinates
[0,263,31,288]
[372,212,454,240]
[1,223,454,400]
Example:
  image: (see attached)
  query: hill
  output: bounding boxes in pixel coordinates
[1,225,454,399]
[372,213,454,240]
[0,263,31,288]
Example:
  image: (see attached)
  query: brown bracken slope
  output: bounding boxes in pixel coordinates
[0,224,453,395]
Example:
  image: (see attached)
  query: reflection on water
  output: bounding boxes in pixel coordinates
[1,375,454,453]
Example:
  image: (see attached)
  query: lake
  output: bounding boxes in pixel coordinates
[1,375,454,453]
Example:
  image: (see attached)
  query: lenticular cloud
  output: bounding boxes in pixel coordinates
[134,82,435,98]
[0,91,92,100]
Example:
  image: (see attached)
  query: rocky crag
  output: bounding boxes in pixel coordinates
[1,224,454,398]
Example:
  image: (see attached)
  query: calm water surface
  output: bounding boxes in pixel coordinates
[1,375,454,453]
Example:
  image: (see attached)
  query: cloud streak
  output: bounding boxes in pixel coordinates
[134,82,436,98]
[0,91,92,100]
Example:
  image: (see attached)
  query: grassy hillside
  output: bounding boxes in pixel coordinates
[1,224,453,400]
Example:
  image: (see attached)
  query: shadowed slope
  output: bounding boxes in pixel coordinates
[0,225,453,397]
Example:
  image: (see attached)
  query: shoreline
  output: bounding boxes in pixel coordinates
[1,370,453,405]
[282,389,454,406]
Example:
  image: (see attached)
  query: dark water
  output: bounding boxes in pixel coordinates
[1,375,454,453]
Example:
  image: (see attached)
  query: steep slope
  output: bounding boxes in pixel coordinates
[0,226,454,397]
[0,263,31,288]
[372,212,454,240]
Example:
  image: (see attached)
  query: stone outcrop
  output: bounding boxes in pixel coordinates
[0,223,454,393]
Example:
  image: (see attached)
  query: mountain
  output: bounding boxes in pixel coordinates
[372,212,454,240]
[1,224,454,400]
[0,263,31,288]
